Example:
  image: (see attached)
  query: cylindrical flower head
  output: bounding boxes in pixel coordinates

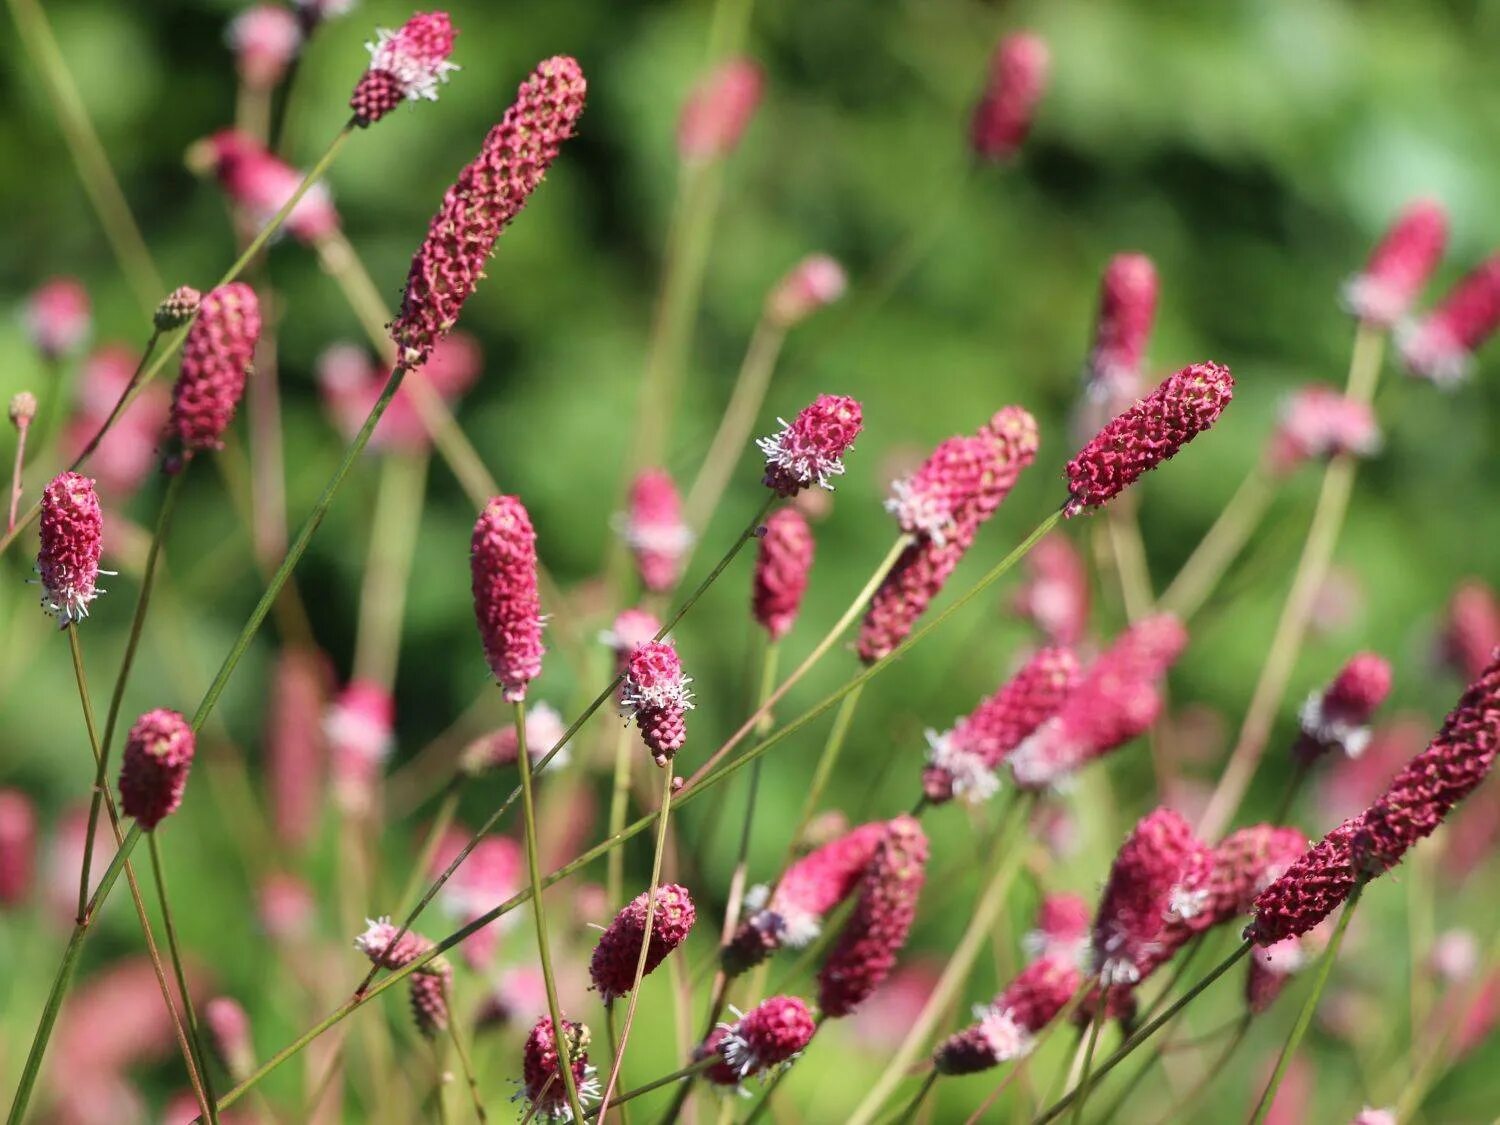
[1084,254,1158,400]
[37,471,104,625]
[520,1016,599,1120]
[934,954,1081,1074]
[391,56,586,366]
[677,58,762,161]
[1063,361,1234,517]
[1025,892,1092,961]
[619,469,693,593]
[589,883,696,1001]
[1012,532,1090,646]
[1342,199,1448,327]
[759,393,864,496]
[204,997,255,1083]
[351,11,459,126]
[1245,937,1305,1014]
[923,646,1080,805]
[169,282,262,454]
[460,701,567,776]
[118,709,196,830]
[1440,579,1500,683]
[227,5,302,90]
[969,32,1049,162]
[1246,819,1360,945]
[599,607,661,674]
[767,254,847,328]
[23,278,90,359]
[620,640,693,764]
[1266,384,1382,475]
[885,434,997,546]
[471,496,545,702]
[1400,253,1500,386]
[818,816,929,1018]
[1091,808,1214,985]
[713,995,816,1082]
[197,131,339,244]
[1294,652,1392,762]
[752,508,815,641]
[153,286,202,331]
[0,789,37,907]
[327,679,395,813]
[410,958,453,1037]
[1204,825,1309,925]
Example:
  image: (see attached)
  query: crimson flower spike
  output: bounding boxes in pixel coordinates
[618,469,693,593]
[1399,252,1500,387]
[350,11,459,126]
[1341,198,1447,327]
[37,471,104,625]
[678,58,763,163]
[620,640,693,765]
[589,884,696,1001]
[969,32,1050,162]
[934,954,1081,1074]
[758,393,863,496]
[518,1017,600,1119]
[1293,652,1392,763]
[697,996,816,1087]
[167,282,262,460]
[1084,253,1158,402]
[470,496,544,702]
[118,710,197,830]
[751,508,815,641]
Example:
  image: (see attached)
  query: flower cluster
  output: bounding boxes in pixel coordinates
[620,640,693,763]
[118,709,197,831]
[351,11,459,126]
[969,32,1050,162]
[1399,253,1500,386]
[759,393,864,496]
[519,1016,599,1120]
[934,954,1080,1073]
[618,469,693,593]
[197,131,339,244]
[751,508,815,641]
[471,496,545,702]
[460,702,567,776]
[589,884,696,1001]
[1341,199,1447,326]
[1267,385,1382,474]
[169,282,263,455]
[1083,253,1158,402]
[23,277,90,359]
[1011,532,1090,646]
[678,58,763,161]
[1294,652,1392,762]
[37,472,105,625]
[700,995,816,1086]
[766,255,847,328]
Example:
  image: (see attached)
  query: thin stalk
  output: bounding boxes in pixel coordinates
[584,1057,714,1118]
[597,766,678,1118]
[1157,467,1275,621]
[8,418,31,532]
[514,700,587,1122]
[742,1025,817,1125]
[607,721,637,912]
[1248,884,1364,1125]
[1068,997,1105,1125]
[1105,501,1153,623]
[443,981,487,1123]
[353,452,429,687]
[1157,1016,1250,1122]
[894,1072,939,1125]
[65,330,162,479]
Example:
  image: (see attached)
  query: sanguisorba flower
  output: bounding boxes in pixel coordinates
[1440,579,1500,682]
[589,884,696,1001]
[226,4,302,90]
[326,679,395,812]
[818,816,928,1018]
[1063,361,1234,517]
[1266,384,1382,475]
[153,286,202,331]
[751,508,815,642]
[23,277,90,360]
[0,789,37,907]
[1011,532,1090,647]
[118,709,196,831]
[196,131,339,244]
[599,607,661,675]
[203,997,254,1083]
[1294,652,1392,762]
[759,393,864,496]
[460,701,567,776]
[969,32,1049,162]
[1245,819,1361,946]
[1084,253,1158,401]
[677,58,762,162]
[168,282,263,456]
[706,995,816,1084]
[267,647,329,851]
[618,469,693,593]
[391,56,586,367]
[1024,892,1092,962]
[1399,252,1500,386]
[471,496,545,702]
[1342,199,1447,327]
[934,954,1081,1074]
[620,640,693,765]
[37,471,104,625]
[353,918,453,1038]
[766,254,847,329]
[350,10,459,127]
[520,1016,599,1120]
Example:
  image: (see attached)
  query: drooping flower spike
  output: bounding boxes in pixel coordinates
[118,709,197,830]
[354,917,454,1037]
[620,640,692,764]
[1011,532,1090,647]
[766,255,847,329]
[460,702,567,776]
[759,394,864,496]
[1342,199,1447,327]
[1083,253,1158,401]
[518,1016,600,1120]
[1399,252,1500,386]
[1024,893,1092,962]
[751,508,815,641]
[934,954,1081,1074]
[168,282,262,456]
[471,496,545,702]
[351,11,459,126]
[1440,579,1500,683]
[195,131,339,244]
[1294,652,1392,762]
[678,58,763,162]
[37,472,105,625]
[618,469,693,593]
[969,32,1049,162]
[703,995,817,1085]
[589,884,696,1001]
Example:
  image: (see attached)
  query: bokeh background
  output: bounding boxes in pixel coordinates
[3,0,1500,1120]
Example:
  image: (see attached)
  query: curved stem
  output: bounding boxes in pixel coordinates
[586,1057,714,1119]
[1157,467,1275,621]
[894,1072,939,1125]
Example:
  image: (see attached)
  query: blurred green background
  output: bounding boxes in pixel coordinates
[3,0,1500,1121]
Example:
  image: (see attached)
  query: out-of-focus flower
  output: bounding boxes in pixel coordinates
[766,254,846,328]
[519,1017,599,1120]
[678,58,762,162]
[22,277,90,360]
[617,469,693,593]
[460,701,567,776]
[1429,928,1479,984]
[589,884,696,1001]
[1246,936,1306,1014]
[1438,579,1500,683]
[475,966,548,1032]
[1266,385,1382,474]
[847,961,942,1049]
[350,10,458,126]
[1294,652,1392,762]
[205,997,255,1083]
[1350,1110,1398,1125]
[316,333,481,452]
[409,959,452,1037]
[1342,199,1448,327]
[759,393,863,497]
[1011,532,1090,646]
[1453,970,1500,1057]
[598,607,661,674]
[266,647,329,851]
[969,32,1049,162]
[195,130,339,244]
[118,709,196,830]
[472,495,545,702]
[1083,253,1157,403]
[9,392,37,430]
[326,680,394,813]
[934,954,1081,1073]
[54,956,186,1074]
[1247,819,1361,946]
[1024,893,1092,962]
[430,830,522,970]
[62,346,169,499]
[752,508,814,641]
[168,282,262,456]
[0,789,37,907]
[703,995,816,1085]
[1309,566,1365,639]
[226,5,302,90]
[37,472,105,625]
[621,641,692,764]
[258,872,316,941]
[1399,253,1500,386]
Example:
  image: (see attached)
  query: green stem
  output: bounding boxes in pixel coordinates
[443,978,487,1124]
[1069,996,1105,1125]
[894,1072,939,1125]
[584,1057,714,1118]
[784,681,863,866]
[606,722,637,912]
[1157,466,1275,621]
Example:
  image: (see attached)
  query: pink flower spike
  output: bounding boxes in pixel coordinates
[409,959,453,1038]
[354,915,432,969]
[460,701,567,776]
[118,709,196,830]
[752,508,815,641]
[1024,893,1092,961]
[618,469,693,593]
[1084,254,1158,401]
[37,471,105,625]
[326,679,395,813]
[471,496,545,702]
[1267,384,1382,474]
[1064,361,1234,517]
[204,997,255,1083]
[1400,253,1500,386]
[1439,579,1500,683]
[0,789,37,907]
[714,995,816,1082]
[1246,819,1361,945]
[23,278,90,359]
[226,5,302,90]
[1343,200,1448,327]
[519,1017,599,1119]
[767,255,847,328]
[267,648,329,851]
[351,11,460,126]
[934,954,1081,1073]
[678,58,763,162]
[169,283,262,456]
[969,32,1049,162]
[589,883,696,1001]
[1294,652,1392,762]
[392,56,586,366]
[197,131,339,244]
[621,640,693,764]
[759,393,864,496]
[1012,532,1090,646]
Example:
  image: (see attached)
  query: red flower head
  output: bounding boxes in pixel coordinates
[759,393,864,496]
[1084,253,1158,401]
[621,640,693,764]
[969,32,1049,162]
[619,469,693,593]
[169,282,262,455]
[520,1016,599,1119]
[923,646,1080,805]
[23,277,90,359]
[1012,532,1090,646]
[818,816,929,1018]
[1400,253,1500,386]
[1294,652,1392,762]
[678,58,763,162]
[589,883,697,1001]
[1439,579,1500,683]
[226,5,302,90]
[409,958,453,1038]
[118,709,197,830]
[767,254,847,328]
[392,56,586,366]
[351,11,459,126]
[37,471,104,625]
[1246,819,1361,945]
[709,995,816,1084]
[1063,361,1234,517]
[471,496,545,702]
[752,508,815,641]
[1025,892,1092,962]
[934,954,1081,1074]
[197,131,339,243]
[1267,385,1382,475]
[599,607,662,674]
[1205,825,1309,925]
[1342,199,1448,327]
[204,997,254,1083]
[0,789,37,906]
[1245,937,1306,1014]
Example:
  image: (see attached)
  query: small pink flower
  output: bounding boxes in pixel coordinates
[326,680,394,812]
[599,607,662,673]
[969,33,1049,162]
[354,915,432,970]
[766,255,847,328]
[1012,532,1090,646]
[317,333,482,452]
[1294,652,1392,761]
[519,1016,600,1119]
[1439,579,1500,683]
[267,647,330,851]
[63,345,170,499]
[618,469,693,593]
[1342,199,1448,326]
[169,282,262,455]
[37,471,105,624]
[1400,253,1500,386]
[1246,937,1306,1014]
[620,641,693,764]
[1350,1110,1397,1125]
[934,954,1081,1073]
[204,997,255,1082]
[759,393,864,496]
[1084,254,1158,401]
[475,967,549,1031]
[710,995,816,1083]
[430,830,523,969]
[471,496,545,702]
[351,11,459,125]
[751,508,815,641]
[118,709,196,830]
[0,789,37,907]
[678,58,763,161]
[258,872,315,941]
[589,883,696,1001]
[22,277,90,359]
[226,5,302,90]
[199,131,339,244]
[460,702,567,776]
[1267,384,1382,474]
[1024,893,1092,962]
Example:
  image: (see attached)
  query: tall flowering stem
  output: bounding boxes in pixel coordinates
[1158,466,1275,620]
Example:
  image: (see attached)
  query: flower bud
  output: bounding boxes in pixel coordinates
[678,59,762,162]
[118,709,196,830]
[969,33,1049,162]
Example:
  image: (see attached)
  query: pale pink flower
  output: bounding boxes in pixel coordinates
[678,58,762,161]
[22,277,90,359]
[767,255,847,328]
[199,130,339,244]
[226,5,302,90]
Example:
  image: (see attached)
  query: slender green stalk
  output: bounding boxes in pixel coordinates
[442,980,487,1124]
[894,1072,940,1125]
[396,782,461,918]
[606,721,637,912]
[7,416,30,532]
[1105,501,1153,623]
[962,984,1090,1125]
[1068,997,1105,1125]
[1248,885,1364,1125]
[1157,467,1275,621]
[784,682,863,865]
[584,1057,715,1118]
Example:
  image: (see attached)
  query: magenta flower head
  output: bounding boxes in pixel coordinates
[37,471,104,625]
[354,915,432,970]
[759,393,864,496]
[599,607,661,674]
[1400,253,1500,386]
[1025,893,1092,961]
[519,1016,599,1120]
[1012,532,1090,647]
[1342,200,1447,327]
[818,816,929,1018]
[0,789,37,907]
[204,997,254,1083]
[969,32,1049,162]
[1064,361,1234,517]
[767,254,847,329]
[1091,808,1214,985]
[1351,1110,1397,1125]
[118,709,196,831]
[351,11,459,126]
[23,277,90,359]
[1295,652,1392,762]
[620,640,693,765]
[618,469,693,593]
[934,954,1081,1074]
[168,282,262,456]
[922,646,1080,805]
[471,495,545,702]
[1246,819,1361,945]
[1440,579,1500,683]
[391,56,586,367]
[752,508,815,641]
[409,958,453,1038]
[1206,825,1309,925]
[226,5,302,90]
[707,995,816,1084]
[678,58,763,162]
[1266,384,1382,475]
[195,131,339,244]
[1084,253,1158,401]
[589,884,696,1001]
